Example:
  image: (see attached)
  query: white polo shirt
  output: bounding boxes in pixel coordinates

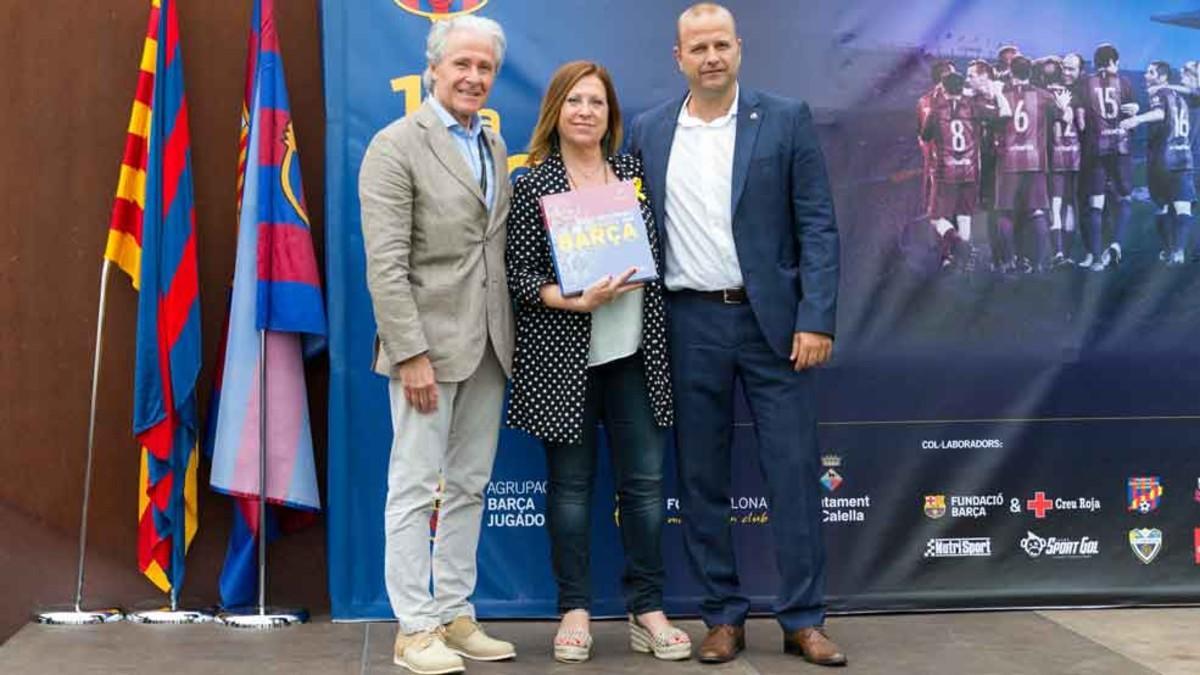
[663,86,743,291]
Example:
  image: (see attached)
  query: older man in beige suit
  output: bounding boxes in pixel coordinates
[359,14,515,675]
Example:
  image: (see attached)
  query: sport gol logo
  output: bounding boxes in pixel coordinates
[1019,531,1099,559]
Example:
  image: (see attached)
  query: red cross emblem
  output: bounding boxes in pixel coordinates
[1027,491,1053,519]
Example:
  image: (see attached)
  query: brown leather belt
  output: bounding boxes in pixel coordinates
[674,287,748,304]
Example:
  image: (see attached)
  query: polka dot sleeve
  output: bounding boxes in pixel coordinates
[504,171,557,309]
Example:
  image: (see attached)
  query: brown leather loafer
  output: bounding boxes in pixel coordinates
[783,626,847,667]
[698,624,745,663]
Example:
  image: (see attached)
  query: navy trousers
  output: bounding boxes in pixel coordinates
[668,291,826,631]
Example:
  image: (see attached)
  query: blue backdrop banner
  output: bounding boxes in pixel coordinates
[322,0,1200,620]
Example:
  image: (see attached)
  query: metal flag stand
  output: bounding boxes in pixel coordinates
[35,262,126,626]
[127,597,214,625]
[125,489,215,624]
[218,331,309,629]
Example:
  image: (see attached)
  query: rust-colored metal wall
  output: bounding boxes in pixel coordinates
[0,0,331,633]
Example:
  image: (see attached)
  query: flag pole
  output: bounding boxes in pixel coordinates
[258,328,268,615]
[219,331,308,629]
[35,260,125,625]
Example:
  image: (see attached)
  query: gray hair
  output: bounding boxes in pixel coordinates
[422,15,507,93]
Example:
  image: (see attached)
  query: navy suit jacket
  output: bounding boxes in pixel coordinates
[627,87,840,358]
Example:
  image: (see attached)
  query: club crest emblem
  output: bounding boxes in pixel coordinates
[924,494,946,519]
[1128,528,1162,564]
[1127,477,1162,514]
[394,0,490,20]
[820,454,843,492]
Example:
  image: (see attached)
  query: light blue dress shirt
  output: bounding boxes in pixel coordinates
[428,96,496,210]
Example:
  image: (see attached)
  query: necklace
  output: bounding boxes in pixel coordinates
[564,159,609,188]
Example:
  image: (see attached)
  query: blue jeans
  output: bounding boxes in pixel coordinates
[669,292,827,631]
[543,352,666,615]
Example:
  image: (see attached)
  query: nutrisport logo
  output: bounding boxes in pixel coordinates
[394,0,490,20]
[923,537,992,558]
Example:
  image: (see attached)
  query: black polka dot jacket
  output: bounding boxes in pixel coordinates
[504,152,673,445]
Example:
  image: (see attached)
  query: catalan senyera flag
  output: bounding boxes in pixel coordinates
[105,3,158,286]
[106,0,202,595]
[208,0,326,608]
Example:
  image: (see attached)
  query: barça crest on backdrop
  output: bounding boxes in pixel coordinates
[1127,477,1163,514]
[394,0,490,20]
[1128,528,1163,564]
[924,494,947,519]
[820,454,843,492]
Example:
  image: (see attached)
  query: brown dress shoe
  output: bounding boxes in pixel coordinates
[698,624,745,663]
[783,627,847,667]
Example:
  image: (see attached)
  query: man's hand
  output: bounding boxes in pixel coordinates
[1054,89,1072,113]
[398,353,438,413]
[790,331,833,371]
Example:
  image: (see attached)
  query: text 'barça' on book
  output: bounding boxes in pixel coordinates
[540,180,658,296]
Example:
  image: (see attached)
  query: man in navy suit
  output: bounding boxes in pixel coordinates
[627,2,844,667]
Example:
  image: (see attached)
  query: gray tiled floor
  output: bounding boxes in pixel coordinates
[1037,608,1200,675]
[3,609,1195,674]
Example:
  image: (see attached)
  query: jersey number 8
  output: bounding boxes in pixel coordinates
[950,119,968,152]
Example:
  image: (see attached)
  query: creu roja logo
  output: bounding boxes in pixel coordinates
[394,0,490,21]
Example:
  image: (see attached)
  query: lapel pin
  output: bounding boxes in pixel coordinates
[750,111,758,120]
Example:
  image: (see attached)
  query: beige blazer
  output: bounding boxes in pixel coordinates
[359,101,514,382]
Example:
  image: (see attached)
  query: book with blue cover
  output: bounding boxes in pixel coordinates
[539,180,658,296]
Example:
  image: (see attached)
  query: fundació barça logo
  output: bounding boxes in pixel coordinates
[394,0,490,20]
[923,494,947,519]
